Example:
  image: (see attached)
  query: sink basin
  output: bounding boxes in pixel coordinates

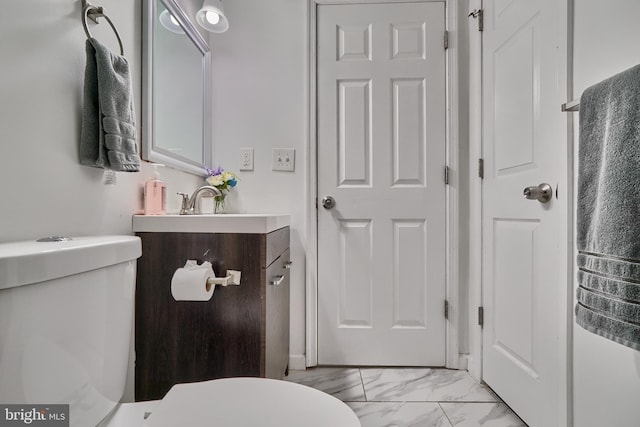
[132,214,290,234]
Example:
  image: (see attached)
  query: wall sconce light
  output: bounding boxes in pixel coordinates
[159,9,185,34]
[196,0,229,33]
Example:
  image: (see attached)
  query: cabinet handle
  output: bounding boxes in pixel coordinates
[270,275,285,286]
[283,261,293,270]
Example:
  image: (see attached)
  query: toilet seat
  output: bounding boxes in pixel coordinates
[102,400,159,427]
[141,377,360,427]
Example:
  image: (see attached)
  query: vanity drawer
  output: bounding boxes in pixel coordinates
[265,227,289,267]
[265,249,291,379]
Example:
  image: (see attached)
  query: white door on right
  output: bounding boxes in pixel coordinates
[481,0,566,426]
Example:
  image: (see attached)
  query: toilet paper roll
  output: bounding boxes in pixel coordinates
[170,266,215,301]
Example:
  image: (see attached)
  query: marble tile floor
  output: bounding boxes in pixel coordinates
[285,367,528,427]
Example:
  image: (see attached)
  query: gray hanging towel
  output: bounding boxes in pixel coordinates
[80,37,140,172]
[576,64,640,351]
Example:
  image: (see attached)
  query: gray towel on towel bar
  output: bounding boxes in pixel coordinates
[80,37,140,172]
[576,64,640,351]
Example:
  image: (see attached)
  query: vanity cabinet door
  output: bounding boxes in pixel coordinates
[135,227,290,401]
[265,249,291,379]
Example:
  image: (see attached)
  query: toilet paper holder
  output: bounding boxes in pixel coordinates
[181,260,241,288]
[171,261,242,302]
[207,269,241,287]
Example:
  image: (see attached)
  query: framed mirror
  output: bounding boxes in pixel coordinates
[142,0,212,176]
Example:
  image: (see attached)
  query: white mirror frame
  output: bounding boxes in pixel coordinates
[142,0,212,176]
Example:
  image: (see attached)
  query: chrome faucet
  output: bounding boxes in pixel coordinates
[177,185,222,215]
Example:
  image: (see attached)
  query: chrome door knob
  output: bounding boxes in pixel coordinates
[321,196,336,209]
[523,183,552,203]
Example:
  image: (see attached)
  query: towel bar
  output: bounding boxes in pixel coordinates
[82,0,124,56]
[561,99,580,112]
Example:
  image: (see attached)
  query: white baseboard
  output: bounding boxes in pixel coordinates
[288,354,466,372]
[457,354,469,371]
[288,354,307,371]
[466,355,482,381]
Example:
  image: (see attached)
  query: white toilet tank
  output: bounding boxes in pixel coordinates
[0,236,141,427]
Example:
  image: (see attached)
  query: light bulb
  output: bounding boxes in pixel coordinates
[205,11,220,25]
[159,9,184,34]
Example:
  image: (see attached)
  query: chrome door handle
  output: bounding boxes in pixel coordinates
[523,183,552,203]
[321,196,336,209]
[283,261,293,270]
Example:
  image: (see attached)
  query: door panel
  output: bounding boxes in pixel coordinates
[393,220,428,329]
[317,2,447,366]
[481,0,565,425]
[392,78,427,186]
[338,80,371,186]
[493,17,537,174]
[338,219,373,328]
[493,219,538,373]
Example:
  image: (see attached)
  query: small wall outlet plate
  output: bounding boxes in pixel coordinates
[239,148,254,171]
[272,148,295,172]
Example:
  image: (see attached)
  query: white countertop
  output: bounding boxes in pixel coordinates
[132,214,290,234]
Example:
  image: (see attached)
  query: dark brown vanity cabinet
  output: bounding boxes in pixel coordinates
[134,227,290,401]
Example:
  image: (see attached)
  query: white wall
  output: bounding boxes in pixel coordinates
[465,0,483,379]
[572,1,640,426]
[208,0,308,366]
[0,0,202,243]
[0,0,202,401]
[457,0,471,358]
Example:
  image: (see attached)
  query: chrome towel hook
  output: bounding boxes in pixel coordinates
[82,0,124,55]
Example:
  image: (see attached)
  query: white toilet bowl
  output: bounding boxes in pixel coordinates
[0,236,360,427]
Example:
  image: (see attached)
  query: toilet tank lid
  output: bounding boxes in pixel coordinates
[0,235,141,291]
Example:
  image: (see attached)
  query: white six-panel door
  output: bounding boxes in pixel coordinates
[481,0,566,425]
[317,2,447,366]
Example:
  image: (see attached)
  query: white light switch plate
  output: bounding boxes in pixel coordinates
[272,148,295,172]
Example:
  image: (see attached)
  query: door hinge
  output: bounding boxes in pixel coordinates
[478,158,484,179]
[444,300,450,320]
[444,166,450,185]
[468,9,484,32]
[478,306,484,327]
[444,30,449,50]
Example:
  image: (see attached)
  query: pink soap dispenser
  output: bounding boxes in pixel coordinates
[144,164,166,215]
